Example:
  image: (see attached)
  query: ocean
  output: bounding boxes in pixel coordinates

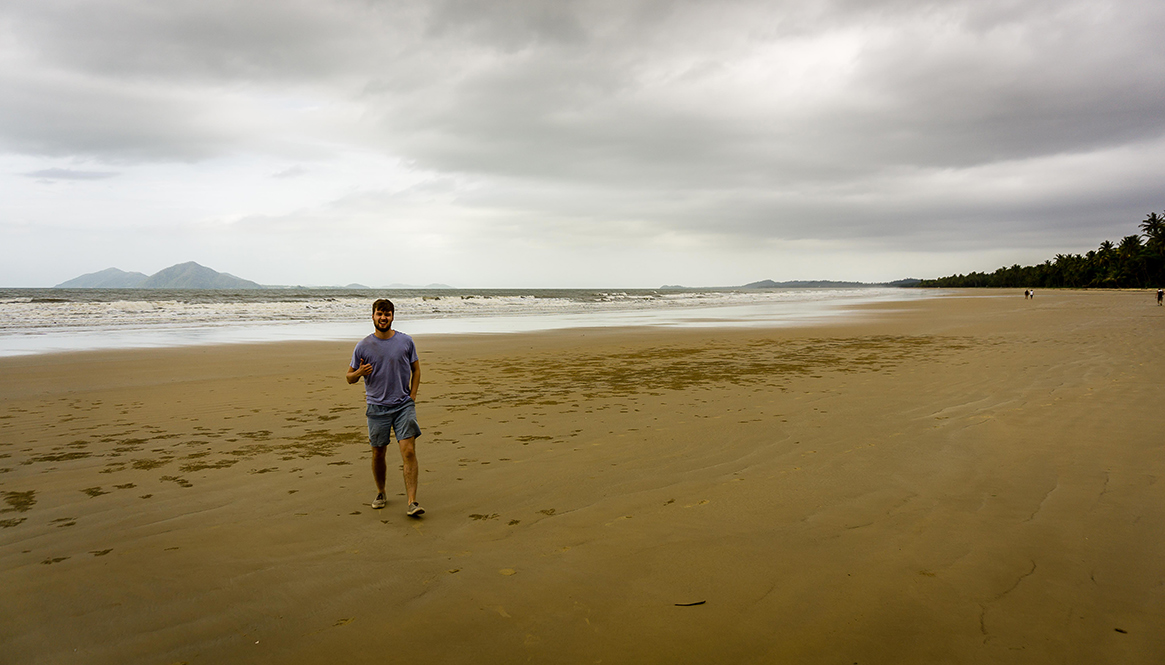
[0,287,932,356]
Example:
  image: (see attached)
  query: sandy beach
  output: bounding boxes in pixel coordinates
[2,289,1163,664]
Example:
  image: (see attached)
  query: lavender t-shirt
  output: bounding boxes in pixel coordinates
[350,331,418,406]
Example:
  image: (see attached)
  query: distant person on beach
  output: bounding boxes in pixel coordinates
[1158,288,1163,306]
[1024,290,1030,299]
[346,299,424,517]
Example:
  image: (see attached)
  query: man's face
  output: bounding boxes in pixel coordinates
[373,308,394,332]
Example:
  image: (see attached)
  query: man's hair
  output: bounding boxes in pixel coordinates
[372,298,394,314]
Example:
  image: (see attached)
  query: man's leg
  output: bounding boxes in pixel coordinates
[398,437,418,505]
[371,445,387,495]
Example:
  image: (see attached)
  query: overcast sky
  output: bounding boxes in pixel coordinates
[3,0,1163,287]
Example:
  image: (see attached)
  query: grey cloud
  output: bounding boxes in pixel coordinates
[0,69,240,160]
[8,0,1163,172]
[842,3,1165,164]
[2,0,1163,258]
[384,1,1165,178]
[5,0,379,82]
[23,167,119,180]
[423,0,590,49]
[0,0,400,161]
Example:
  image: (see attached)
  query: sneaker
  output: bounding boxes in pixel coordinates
[407,502,425,517]
[371,493,387,509]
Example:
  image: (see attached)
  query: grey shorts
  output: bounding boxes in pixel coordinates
[366,400,421,447]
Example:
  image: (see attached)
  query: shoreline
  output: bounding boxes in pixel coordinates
[0,286,930,358]
[3,289,1164,664]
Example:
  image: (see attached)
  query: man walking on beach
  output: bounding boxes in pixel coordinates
[346,299,424,517]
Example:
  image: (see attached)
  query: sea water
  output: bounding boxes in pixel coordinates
[0,287,932,356]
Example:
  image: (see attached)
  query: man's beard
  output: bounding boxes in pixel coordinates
[374,321,391,333]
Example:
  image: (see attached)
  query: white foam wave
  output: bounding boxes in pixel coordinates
[0,288,931,355]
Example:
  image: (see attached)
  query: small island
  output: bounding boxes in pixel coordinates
[55,262,261,289]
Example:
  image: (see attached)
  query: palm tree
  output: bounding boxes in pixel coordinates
[1118,234,1142,255]
[1117,234,1147,286]
[915,213,1164,288]
[1139,211,1165,284]
[1140,211,1165,250]
[1094,240,1118,286]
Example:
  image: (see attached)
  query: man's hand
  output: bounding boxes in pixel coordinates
[409,359,421,401]
[346,359,374,384]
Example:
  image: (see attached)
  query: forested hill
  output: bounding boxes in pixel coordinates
[916,212,1165,289]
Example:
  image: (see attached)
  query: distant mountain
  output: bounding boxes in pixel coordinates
[139,262,261,289]
[55,267,148,288]
[56,262,261,289]
[386,283,455,289]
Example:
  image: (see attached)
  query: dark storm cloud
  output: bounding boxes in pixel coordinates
[536,3,1158,169]
[845,2,1165,165]
[409,0,1165,247]
[3,0,1164,252]
[4,0,373,81]
[8,0,1163,167]
[355,0,1165,250]
[0,0,375,160]
[0,69,240,160]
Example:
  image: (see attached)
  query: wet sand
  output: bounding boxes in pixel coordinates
[2,289,1164,664]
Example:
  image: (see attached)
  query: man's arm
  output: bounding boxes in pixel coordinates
[409,360,421,400]
[347,359,373,384]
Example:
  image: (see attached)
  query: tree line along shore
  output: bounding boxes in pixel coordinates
[916,211,1165,289]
